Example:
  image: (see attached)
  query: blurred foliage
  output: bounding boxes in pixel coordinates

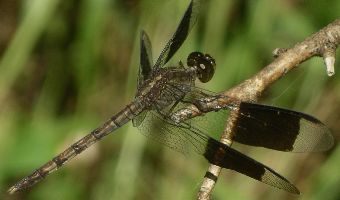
[0,0,339,199]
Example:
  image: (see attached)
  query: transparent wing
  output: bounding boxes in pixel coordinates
[132,110,148,127]
[136,110,206,155]
[135,108,299,194]
[154,0,200,68]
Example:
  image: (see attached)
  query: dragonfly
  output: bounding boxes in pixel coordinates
[9,0,333,195]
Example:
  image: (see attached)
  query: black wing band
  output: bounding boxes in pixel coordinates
[138,30,153,87]
[154,0,200,68]
[233,102,333,152]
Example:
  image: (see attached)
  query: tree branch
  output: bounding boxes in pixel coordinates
[175,19,340,200]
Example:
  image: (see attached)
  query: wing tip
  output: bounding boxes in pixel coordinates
[262,167,301,195]
[297,118,334,152]
[289,186,301,195]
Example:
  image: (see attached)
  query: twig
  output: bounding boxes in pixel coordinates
[175,19,340,200]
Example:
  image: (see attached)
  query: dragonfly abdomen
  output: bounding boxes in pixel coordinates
[8,100,144,194]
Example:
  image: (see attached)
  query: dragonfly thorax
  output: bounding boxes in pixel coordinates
[187,52,216,83]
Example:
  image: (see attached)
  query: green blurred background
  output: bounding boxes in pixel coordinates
[0,0,339,199]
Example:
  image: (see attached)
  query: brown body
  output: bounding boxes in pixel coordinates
[8,64,199,194]
[9,0,332,195]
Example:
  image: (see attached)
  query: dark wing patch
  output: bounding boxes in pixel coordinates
[154,0,200,68]
[138,30,153,88]
[204,138,300,194]
[233,102,334,152]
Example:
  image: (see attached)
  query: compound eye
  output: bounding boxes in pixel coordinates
[187,52,204,67]
[198,54,216,82]
[187,52,216,83]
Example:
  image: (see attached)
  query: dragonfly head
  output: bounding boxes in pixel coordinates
[187,52,216,83]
